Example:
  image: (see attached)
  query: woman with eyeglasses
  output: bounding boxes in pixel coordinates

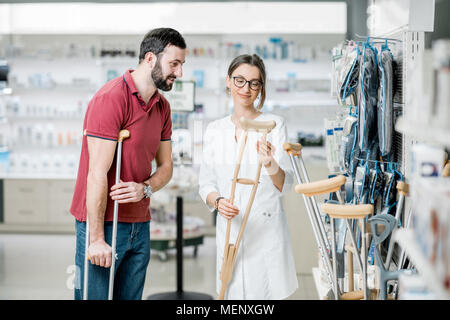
[199,54,298,299]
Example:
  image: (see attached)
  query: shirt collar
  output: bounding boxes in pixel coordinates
[123,70,139,95]
[123,70,161,111]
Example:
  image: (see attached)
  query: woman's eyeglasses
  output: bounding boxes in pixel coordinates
[232,76,262,91]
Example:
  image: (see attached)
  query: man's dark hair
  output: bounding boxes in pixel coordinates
[139,28,186,62]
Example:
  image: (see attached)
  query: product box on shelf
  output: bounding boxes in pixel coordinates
[433,39,450,129]
[324,117,344,174]
[398,273,438,300]
[410,143,447,178]
[411,177,450,293]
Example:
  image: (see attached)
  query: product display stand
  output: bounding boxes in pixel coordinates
[147,195,212,300]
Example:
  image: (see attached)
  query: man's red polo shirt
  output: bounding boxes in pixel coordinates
[70,70,172,223]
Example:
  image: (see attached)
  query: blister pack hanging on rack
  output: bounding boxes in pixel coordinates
[358,40,379,152]
[340,49,361,106]
[330,37,402,213]
[377,42,395,158]
[340,112,358,176]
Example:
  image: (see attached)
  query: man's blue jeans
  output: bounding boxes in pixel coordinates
[74,220,151,300]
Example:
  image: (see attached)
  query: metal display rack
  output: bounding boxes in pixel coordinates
[315,0,447,299]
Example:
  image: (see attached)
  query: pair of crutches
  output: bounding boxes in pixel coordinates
[218,117,276,300]
[284,142,372,300]
[83,129,130,300]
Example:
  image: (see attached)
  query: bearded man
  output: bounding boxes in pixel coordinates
[70,28,186,300]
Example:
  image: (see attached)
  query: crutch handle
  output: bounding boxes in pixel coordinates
[87,253,117,261]
[396,181,409,196]
[118,130,130,142]
[322,203,373,219]
[239,117,276,133]
[295,175,346,197]
[340,290,364,300]
[282,142,302,156]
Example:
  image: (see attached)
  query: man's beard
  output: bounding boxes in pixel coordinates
[151,60,176,92]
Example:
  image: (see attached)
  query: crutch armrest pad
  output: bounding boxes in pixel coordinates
[321,203,373,219]
[294,175,346,196]
[283,142,303,154]
[240,117,276,132]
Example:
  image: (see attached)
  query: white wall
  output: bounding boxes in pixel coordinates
[0,2,346,35]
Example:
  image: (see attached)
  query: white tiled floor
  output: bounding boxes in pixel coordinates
[0,233,317,300]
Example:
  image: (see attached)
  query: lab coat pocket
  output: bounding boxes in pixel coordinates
[260,210,284,251]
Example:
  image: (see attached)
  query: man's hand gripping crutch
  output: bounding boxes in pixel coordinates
[218,117,276,300]
[83,129,130,300]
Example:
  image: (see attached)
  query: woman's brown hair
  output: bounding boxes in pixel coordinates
[227,54,266,110]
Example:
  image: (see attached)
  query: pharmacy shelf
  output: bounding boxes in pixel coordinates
[395,116,450,148]
[266,98,337,108]
[11,85,97,93]
[5,116,84,122]
[393,229,450,300]
[0,173,76,180]
[0,223,75,234]
[150,229,205,241]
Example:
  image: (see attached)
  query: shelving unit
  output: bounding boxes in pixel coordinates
[0,223,74,234]
[0,13,344,236]
[393,229,450,299]
[395,116,450,149]
[308,0,446,301]
[0,173,76,180]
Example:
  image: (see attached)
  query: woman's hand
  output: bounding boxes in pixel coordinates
[257,136,275,166]
[110,179,145,203]
[217,198,240,220]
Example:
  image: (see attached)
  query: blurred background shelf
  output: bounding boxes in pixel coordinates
[393,229,450,300]
[396,116,450,148]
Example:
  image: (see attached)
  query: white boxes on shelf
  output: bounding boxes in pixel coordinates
[410,177,450,296]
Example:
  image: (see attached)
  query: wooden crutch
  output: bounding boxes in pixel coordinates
[218,117,276,300]
[83,129,130,300]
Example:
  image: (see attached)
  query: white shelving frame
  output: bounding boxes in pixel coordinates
[393,229,450,299]
[370,1,449,300]
[311,0,443,300]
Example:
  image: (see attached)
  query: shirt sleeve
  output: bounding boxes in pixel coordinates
[85,92,125,141]
[160,100,172,141]
[267,117,295,196]
[198,123,219,212]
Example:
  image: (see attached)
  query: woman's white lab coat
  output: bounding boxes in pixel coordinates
[199,113,298,300]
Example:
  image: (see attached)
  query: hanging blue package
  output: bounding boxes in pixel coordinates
[377,45,394,157]
[382,163,402,216]
[358,41,379,151]
[341,116,358,175]
[369,165,386,205]
[339,47,360,104]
